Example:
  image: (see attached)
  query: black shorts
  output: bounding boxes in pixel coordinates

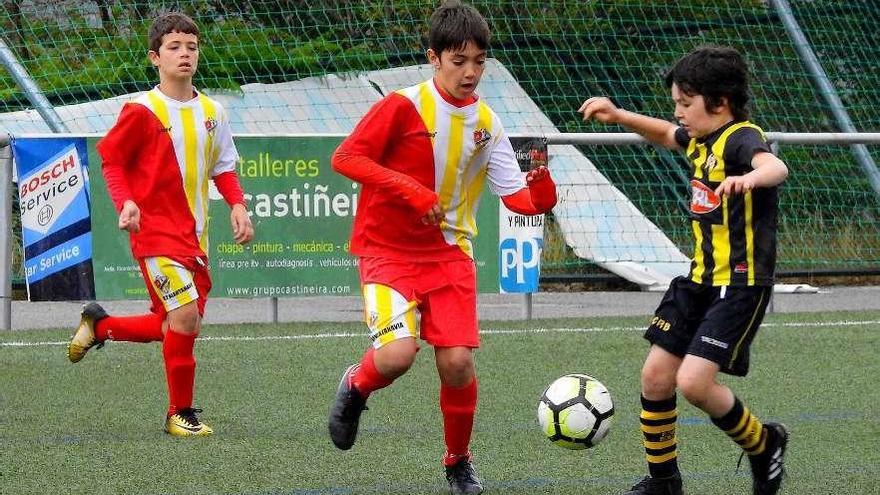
[645,276,771,376]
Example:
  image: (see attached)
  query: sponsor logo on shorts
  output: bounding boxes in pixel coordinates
[371,321,404,341]
[161,282,194,301]
[651,316,672,332]
[368,311,379,328]
[701,336,729,349]
[153,275,170,294]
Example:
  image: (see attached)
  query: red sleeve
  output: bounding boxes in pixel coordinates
[212,171,246,207]
[331,94,438,215]
[501,168,557,215]
[96,103,142,212]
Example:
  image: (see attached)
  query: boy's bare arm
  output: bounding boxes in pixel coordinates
[578,97,680,149]
[715,152,789,197]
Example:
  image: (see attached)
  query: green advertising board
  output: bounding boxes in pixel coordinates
[87,136,500,300]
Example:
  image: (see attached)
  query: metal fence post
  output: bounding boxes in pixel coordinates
[770,0,880,198]
[0,38,68,133]
[268,297,278,323]
[521,292,533,320]
[0,134,12,330]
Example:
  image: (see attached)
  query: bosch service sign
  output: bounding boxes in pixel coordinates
[12,137,95,300]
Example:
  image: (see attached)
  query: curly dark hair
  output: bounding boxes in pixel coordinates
[665,45,751,121]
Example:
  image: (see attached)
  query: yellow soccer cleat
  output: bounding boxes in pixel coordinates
[67,302,108,363]
[165,408,214,437]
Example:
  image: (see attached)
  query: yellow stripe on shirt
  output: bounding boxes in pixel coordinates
[461,102,493,236]
[146,90,171,130]
[179,106,198,218]
[416,82,437,143]
[690,220,705,284]
[745,191,755,285]
[711,197,731,285]
[198,94,217,252]
[438,112,466,230]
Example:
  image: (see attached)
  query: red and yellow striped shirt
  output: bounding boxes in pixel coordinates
[333,79,526,261]
[97,87,243,258]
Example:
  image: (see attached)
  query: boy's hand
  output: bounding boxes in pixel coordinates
[421,203,444,225]
[578,97,621,124]
[715,175,756,197]
[118,200,141,233]
[230,203,254,244]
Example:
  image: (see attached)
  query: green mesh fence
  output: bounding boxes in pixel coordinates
[1,1,879,281]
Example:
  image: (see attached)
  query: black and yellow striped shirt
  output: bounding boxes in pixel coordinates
[674,121,778,287]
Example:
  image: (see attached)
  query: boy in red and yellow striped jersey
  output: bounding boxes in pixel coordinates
[327,2,556,493]
[67,12,253,437]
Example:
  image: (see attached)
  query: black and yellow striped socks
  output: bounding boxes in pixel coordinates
[711,396,767,456]
[640,395,679,478]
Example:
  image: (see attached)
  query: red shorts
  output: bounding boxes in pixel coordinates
[138,255,212,317]
[358,256,478,348]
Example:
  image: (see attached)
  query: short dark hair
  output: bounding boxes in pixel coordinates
[428,1,490,54]
[148,12,199,53]
[664,45,751,121]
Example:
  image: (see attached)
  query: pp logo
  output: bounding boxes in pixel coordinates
[499,237,543,292]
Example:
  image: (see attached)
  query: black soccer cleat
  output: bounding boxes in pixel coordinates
[750,423,789,495]
[328,364,368,450]
[622,473,684,495]
[445,458,484,495]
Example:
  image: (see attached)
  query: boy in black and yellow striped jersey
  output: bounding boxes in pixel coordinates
[579,46,789,495]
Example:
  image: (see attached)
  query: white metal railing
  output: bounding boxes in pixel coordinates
[3,132,880,328]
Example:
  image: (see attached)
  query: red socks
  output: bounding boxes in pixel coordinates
[350,347,478,465]
[351,347,393,397]
[95,313,164,342]
[441,378,478,466]
[162,328,197,415]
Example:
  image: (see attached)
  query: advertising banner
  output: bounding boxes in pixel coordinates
[12,137,95,300]
[84,136,501,300]
[499,138,548,293]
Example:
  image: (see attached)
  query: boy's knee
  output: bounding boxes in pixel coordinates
[640,364,676,399]
[376,340,418,377]
[166,303,200,334]
[436,349,475,386]
[676,370,710,407]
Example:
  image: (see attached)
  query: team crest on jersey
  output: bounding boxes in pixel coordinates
[690,179,721,214]
[153,274,171,294]
[473,128,491,150]
[204,118,218,132]
[703,154,718,173]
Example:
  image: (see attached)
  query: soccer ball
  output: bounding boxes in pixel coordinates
[537,373,614,450]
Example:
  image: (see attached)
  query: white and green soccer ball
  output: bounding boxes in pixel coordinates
[537,373,614,450]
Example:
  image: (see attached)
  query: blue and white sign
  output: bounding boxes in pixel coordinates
[499,206,545,293]
[12,137,95,300]
[499,137,548,294]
